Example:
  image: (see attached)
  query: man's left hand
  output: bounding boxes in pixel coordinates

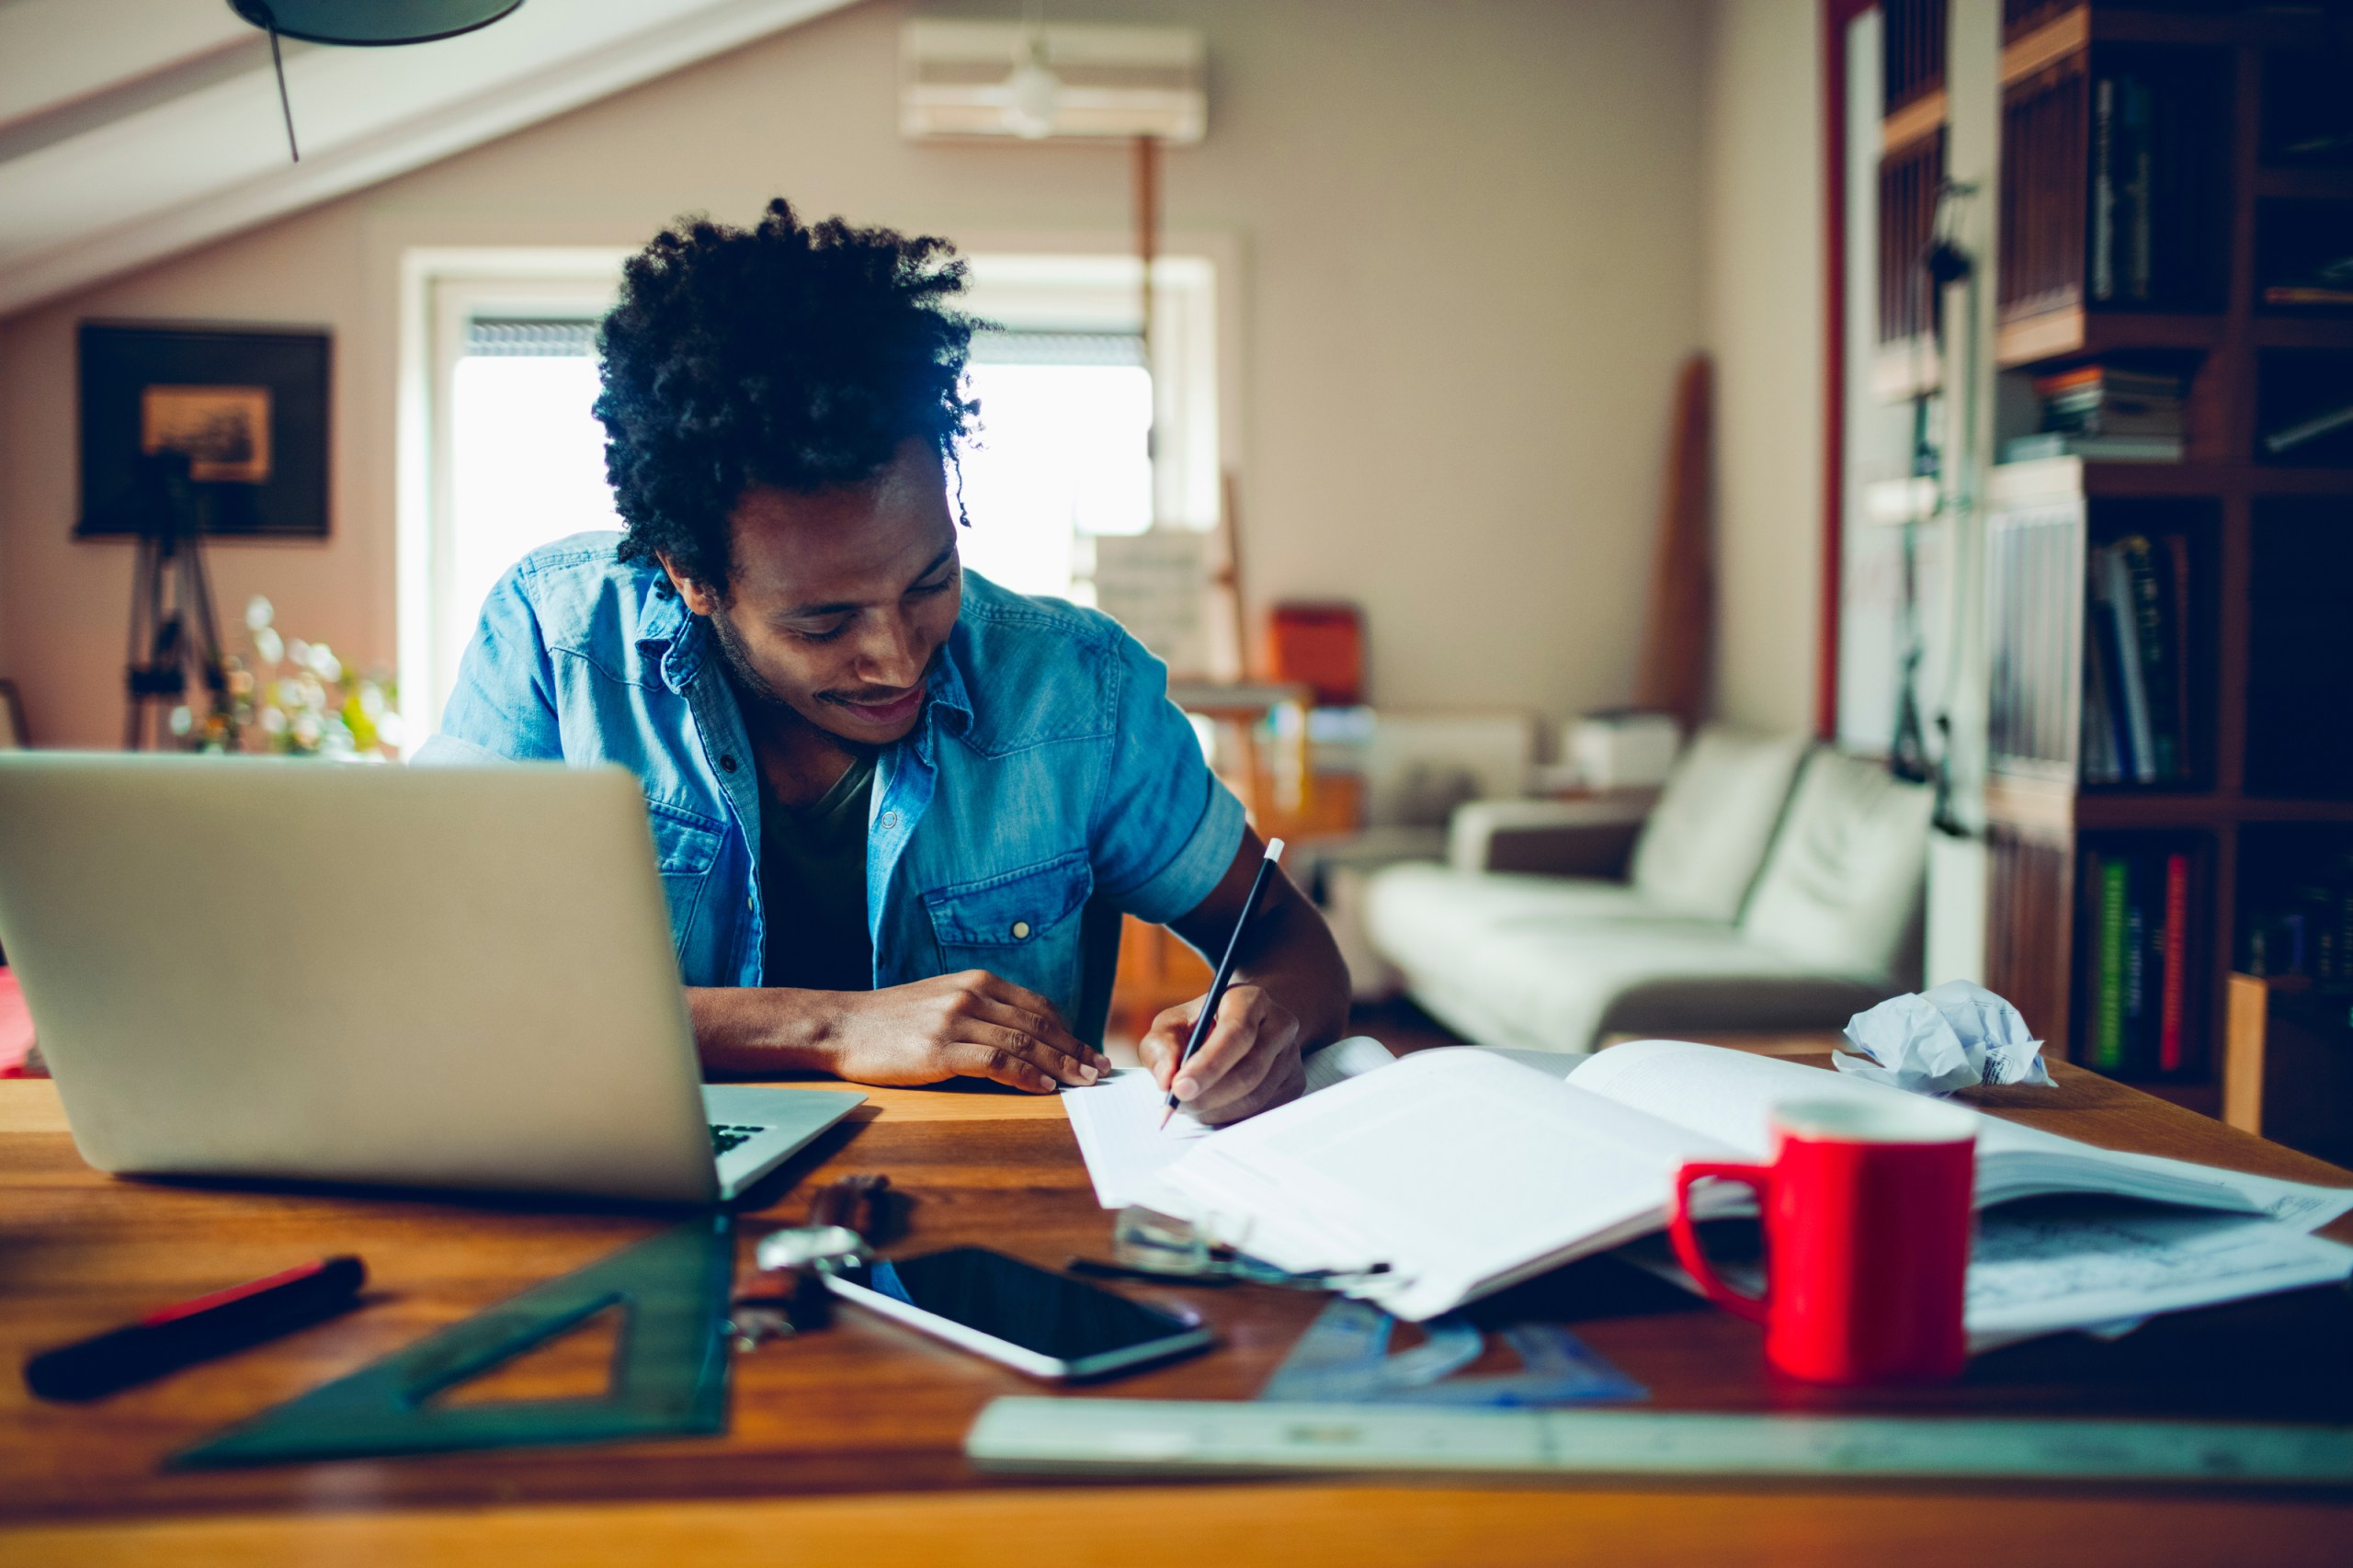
[1138,983,1304,1126]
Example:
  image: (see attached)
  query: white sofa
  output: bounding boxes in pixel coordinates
[1361,727,1934,1055]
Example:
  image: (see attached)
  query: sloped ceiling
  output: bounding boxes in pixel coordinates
[0,0,860,319]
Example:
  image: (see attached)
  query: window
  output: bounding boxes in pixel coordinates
[955,330,1154,597]
[957,252,1224,665]
[447,317,619,641]
[401,247,1222,745]
[404,256,626,742]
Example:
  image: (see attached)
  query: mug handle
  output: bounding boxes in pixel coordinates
[1667,1160,1773,1325]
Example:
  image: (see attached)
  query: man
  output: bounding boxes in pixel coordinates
[425,199,1349,1124]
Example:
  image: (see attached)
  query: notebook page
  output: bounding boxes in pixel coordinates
[1159,1050,1737,1318]
[1565,1039,2051,1160]
[1568,1040,2353,1228]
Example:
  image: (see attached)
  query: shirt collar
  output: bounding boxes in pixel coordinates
[915,637,974,764]
[633,586,706,693]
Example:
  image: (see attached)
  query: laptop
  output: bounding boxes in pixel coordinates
[0,754,860,1204]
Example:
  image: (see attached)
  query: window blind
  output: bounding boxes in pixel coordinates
[969,330,1144,368]
[465,318,600,358]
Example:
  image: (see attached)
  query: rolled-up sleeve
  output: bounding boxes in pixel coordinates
[418,567,563,765]
[1087,632,1247,926]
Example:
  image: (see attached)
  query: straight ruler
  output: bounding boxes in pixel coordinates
[966,1399,2353,1488]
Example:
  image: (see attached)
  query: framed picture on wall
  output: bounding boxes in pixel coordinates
[75,322,331,539]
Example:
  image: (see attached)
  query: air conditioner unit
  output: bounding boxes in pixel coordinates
[900,20,1206,143]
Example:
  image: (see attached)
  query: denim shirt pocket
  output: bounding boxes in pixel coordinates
[924,849,1094,1005]
[645,798,724,946]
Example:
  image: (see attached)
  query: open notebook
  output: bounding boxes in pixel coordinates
[1152,1040,2353,1322]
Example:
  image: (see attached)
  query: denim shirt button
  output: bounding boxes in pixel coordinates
[879,811,898,830]
[718,754,738,773]
[1011,920,1031,940]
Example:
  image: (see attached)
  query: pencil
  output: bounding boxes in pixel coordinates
[1160,838,1286,1129]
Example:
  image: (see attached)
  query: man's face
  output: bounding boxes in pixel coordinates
[664,437,961,746]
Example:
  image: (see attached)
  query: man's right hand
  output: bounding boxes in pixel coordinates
[689,971,1110,1093]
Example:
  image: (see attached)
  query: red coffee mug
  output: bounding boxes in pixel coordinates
[1666,1096,1977,1386]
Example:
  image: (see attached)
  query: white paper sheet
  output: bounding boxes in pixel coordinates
[1060,1069,1213,1210]
[1620,1200,2353,1351]
[1060,1035,1400,1210]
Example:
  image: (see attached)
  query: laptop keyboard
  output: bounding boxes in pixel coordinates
[710,1123,767,1157]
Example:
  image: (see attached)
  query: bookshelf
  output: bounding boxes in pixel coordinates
[1978,5,2353,1118]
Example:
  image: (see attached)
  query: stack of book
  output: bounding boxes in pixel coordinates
[2005,366,2187,463]
[2082,845,2195,1077]
[2083,531,2193,784]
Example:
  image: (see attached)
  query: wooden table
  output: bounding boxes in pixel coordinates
[5,1053,2353,1566]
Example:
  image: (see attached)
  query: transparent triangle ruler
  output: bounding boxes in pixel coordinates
[174,1216,734,1468]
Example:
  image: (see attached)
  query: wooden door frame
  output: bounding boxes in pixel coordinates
[1818,0,1881,740]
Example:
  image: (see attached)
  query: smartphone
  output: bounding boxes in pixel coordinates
[825,1245,1214,1381]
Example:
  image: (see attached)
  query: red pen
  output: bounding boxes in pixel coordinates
[23,1256,366,1402]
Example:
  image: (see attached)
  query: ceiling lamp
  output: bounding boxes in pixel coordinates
[227,0,528,162]
[227,0,525,46]
[1000,28,1062,140]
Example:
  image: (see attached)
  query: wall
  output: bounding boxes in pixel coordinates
[0,0,1711,748]
[1699,0,1824,736]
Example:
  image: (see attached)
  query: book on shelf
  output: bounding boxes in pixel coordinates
[2097,544,2159,780]
[2085,591,2139,781]
[2124,76,2154,301]
[2094,856,2128,1071]
[2262,254,2353,309]
[2090,71,2160,306]
[2262,400,2353,457]
[2081,590,2120,782]
[2160,851,2188,1074]
[2092,75,2118,302]
[2081,534,2193,787]
[2004,432,2184,463]
[2119,534,2184,780]
[2084,62,2211,311]
[2082,846,2195,1078]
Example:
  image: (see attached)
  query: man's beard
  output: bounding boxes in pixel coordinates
[704,602,797,714]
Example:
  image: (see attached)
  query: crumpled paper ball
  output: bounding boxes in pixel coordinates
[1834,980,2055,1096]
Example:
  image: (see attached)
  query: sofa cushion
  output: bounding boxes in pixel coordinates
[1362,863,1893,1052]
[1737,748,1933,981]
[1628,727,1812,921]
[1362,862,1895,1053]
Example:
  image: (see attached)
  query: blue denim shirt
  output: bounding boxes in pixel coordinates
[418,534,1245,1023]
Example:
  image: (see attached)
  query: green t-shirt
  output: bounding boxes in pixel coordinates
[758,752,877,993]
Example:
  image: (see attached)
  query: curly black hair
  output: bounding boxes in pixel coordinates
[596,198,980,594]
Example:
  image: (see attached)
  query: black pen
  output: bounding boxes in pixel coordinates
[1161,837,1286,1129]
[23,1256,366,1402]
